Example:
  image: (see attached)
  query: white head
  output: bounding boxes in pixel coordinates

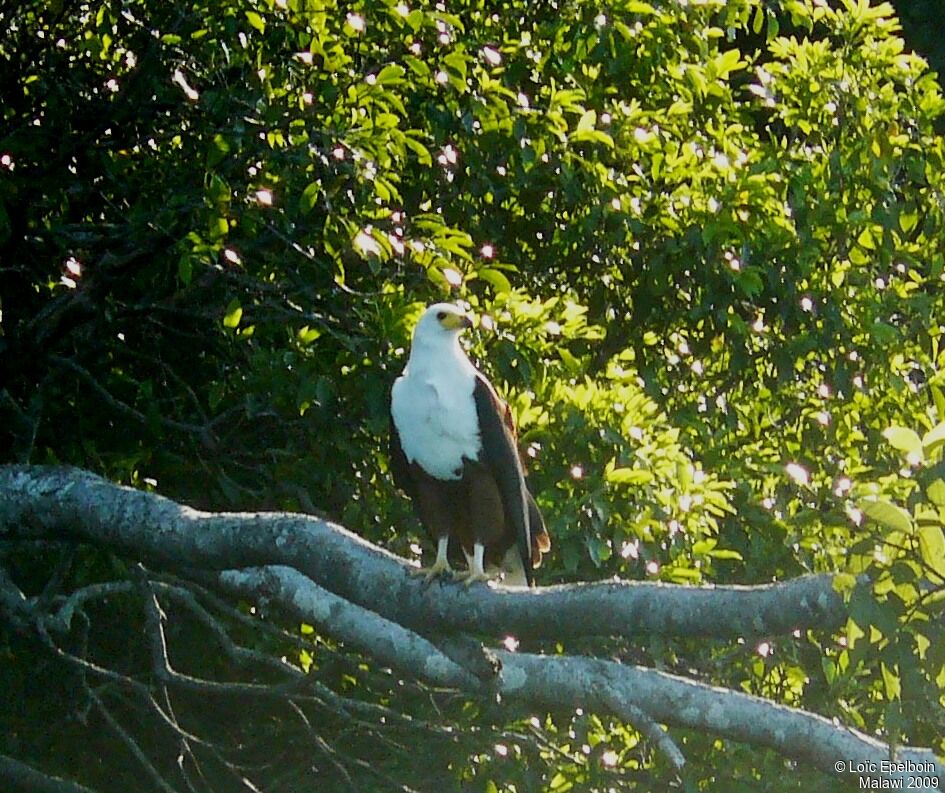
[410,303,473,349]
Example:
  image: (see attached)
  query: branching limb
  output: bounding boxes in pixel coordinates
[216,565,481,690]
[0,465,849,641]
[87,687,181,793]
[48,358,217,447]
[0,561,31,631]
[0,753,98,793]
[597,686,687,772]
[494,651,944,786]
[2,465,942,787]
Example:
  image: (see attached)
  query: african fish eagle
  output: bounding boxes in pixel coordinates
[389,303,550,586]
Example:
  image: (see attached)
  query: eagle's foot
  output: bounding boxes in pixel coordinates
[411,558,453,581]
[453,569,494,587]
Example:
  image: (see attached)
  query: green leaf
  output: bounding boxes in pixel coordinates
[859,498,914,533]
[478,268,512,294]
[245,10,265,33]
[752,5,765,34]
[442,51,468,81]
[707,548,743,561]
[571,128,615,148]
[404,135,432,166]
[857,227,876,250]
[922,421,945,454]
[299,182,320,214]
[833,573,857,594]
[606,468,654,485]
[297,325,321,344]
[178,254,193,286]
[375,64,406,85]
[927,479,945,507]
[576,110,596,133]
[570,110,615,148]
[881,662,901,701]
[666,567,702,582]
[712,49,743,78]
[206,134,231,168]
[734,269,763,297]
[917,525,945,579]
[404,55,430,79]
[223,299,243,329]
[870,321,898,345]
[883,426,923,458]
[932,386,945,421]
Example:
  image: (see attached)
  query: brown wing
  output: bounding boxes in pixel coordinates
[472,375,551,583]
[389,410,416,500]
[497,392,551,566]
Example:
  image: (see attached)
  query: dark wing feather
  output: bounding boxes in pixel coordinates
[389,409,416,499]
[472,374,533,585]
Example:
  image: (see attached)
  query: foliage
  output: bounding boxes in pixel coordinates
[1,0,944,790]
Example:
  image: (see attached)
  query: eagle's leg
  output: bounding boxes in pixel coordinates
[411,535,453,580]
[454,542,493,586]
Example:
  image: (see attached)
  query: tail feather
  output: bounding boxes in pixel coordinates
[498,546,528,588]
[527,491,551,568]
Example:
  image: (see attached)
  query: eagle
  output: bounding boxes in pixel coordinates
[390,303,551,586]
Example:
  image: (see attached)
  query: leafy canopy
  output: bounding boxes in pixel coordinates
[2,0,945,789]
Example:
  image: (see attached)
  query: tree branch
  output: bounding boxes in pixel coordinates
[0,753,98,793]
[215,566,482,690]
[205,561,945,786]
[1,465,941,787]
[0,465,848,641]
[0,562,31,631]
[495,652,944,786]
[48,357,218,447]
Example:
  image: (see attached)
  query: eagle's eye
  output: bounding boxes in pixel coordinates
[437,311,447,320]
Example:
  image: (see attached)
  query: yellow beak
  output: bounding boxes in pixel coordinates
[440,312,474,330]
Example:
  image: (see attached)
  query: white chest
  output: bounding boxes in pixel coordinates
[391,367,482,480]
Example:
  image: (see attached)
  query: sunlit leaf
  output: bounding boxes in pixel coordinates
[606,468,654,485]
[883,426,923,457]
[927,479,945,507]
[478,268,512,294]
[881,662,901,701]
[917,525,945,580]
[858,498,914,533]
[833,573,857,594]
[245,10,265,33]
[922,421,945,455]
[223,299,243,329]
[375,64,405,85]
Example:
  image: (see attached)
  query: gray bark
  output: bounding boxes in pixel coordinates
[0,465,846,640]
[496,653,944,786]
[0,753,97,793]
[217,566,480,689]
[1,464,942,786]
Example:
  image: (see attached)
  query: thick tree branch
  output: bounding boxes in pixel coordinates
[0,753,98,793]
[1,465,942,786]
[212,564,945,785]
[496,652,944,786]
[216,566,481,690]
[0,465,847,641]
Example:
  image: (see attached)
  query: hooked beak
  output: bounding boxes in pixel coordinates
[441,312,474,331]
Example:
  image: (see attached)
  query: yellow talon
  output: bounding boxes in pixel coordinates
[411,557,453,581]
[453,569,494,587]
